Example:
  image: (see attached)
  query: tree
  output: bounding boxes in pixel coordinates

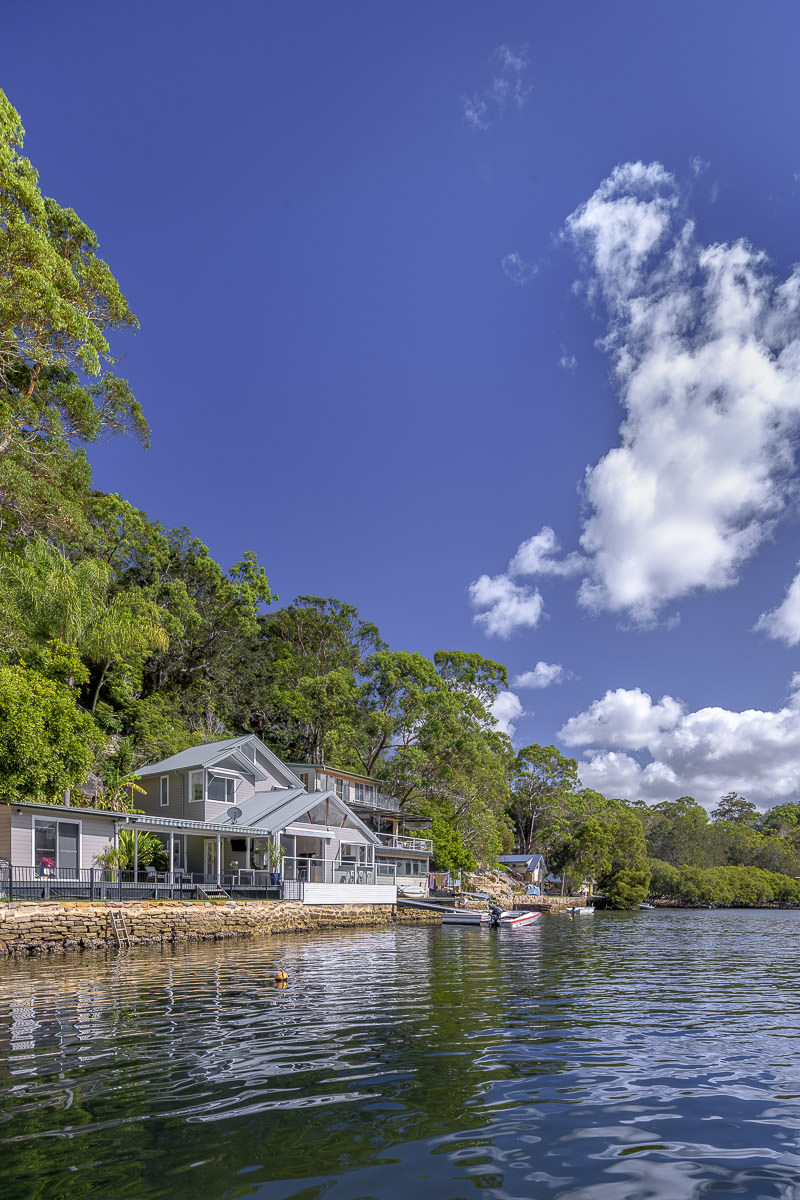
[509,744,580,854]
[82,496,274,743]
[711,792,759,826]
[0,534,168,712]
[253,596,383,763]
[0,664,99,803]
[644,797,711,866]
[0,91,146,537]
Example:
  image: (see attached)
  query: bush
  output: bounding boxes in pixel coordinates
[0,664,99,803]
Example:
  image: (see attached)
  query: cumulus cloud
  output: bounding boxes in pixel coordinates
[562,160,800,621]
[559,682,800,808]
[470,161,800,632]
[490,690,524,736]
[756,564,800,644]
[501,251,538,287]
[510,526,586,578]
[513,661,565,689]
[559,687,683,750]
[559,351,578,371]
[462,43,531,130]
[469,527,587,637]
[468,574,544,638]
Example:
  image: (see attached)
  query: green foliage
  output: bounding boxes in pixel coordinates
[95,829,168,869]
[647,857,800,905]
[0,91,145,537]
[0,534,169,712]
[604,865,651,909]
[510,744,580,855]
[711,792,759,826]
[429,814,476,874]
[0,663,99,802]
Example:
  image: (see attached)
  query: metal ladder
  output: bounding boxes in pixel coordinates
[197,884,230,901]
[109,908,131,948]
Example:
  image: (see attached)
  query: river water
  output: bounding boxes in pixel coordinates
[1,909,799,1200]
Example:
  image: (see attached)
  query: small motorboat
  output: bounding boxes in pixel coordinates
[568,905,595,916]
[638,901,655,910]
[442,904,541,928]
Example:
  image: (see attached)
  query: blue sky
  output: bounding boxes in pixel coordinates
[6,2,800,809]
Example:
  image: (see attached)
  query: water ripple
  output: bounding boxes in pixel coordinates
[0,911,799,1199]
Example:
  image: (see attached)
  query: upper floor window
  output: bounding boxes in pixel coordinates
[160,776,169,807]
[189,770,203,802]
[208,774,235,804]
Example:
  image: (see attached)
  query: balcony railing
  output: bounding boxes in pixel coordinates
[321,782,402,813]
[375,833,433,854]
[281,856,396,886]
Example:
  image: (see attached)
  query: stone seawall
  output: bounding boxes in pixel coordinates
[0,901,439,957]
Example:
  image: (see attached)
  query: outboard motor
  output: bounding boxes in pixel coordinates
[487,902,503,928]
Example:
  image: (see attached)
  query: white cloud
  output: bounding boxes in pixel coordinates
[501,251,538,287]
[559,687,683,750]
[559,352,578,371]
[510,526,586,578]
[559,161,800,621]
[513,662,564,689]
[756,563,800,644]
[468,574,544,638]
[490,690,524,736]
[462,43,531,130]
[559,682,800,808]
[470,160,800,630]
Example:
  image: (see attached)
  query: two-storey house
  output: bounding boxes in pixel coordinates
[289,763,433,896]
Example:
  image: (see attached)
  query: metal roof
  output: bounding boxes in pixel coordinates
[498,854,547,867]
[135,735,303,788]
[232,789,380,843]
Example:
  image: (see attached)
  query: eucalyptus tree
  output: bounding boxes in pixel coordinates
[0,90,146,538]
[509,744,580,854]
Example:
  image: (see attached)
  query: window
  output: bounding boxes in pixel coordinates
[334,777,347,800]
[34,819,80,876]
[160,776,169,807]
[208,774,235,804]
[189,771,203,802]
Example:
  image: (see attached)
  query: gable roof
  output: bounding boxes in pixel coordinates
[135,735,303,789]
[229,789,379,843]
[498,854,547,868]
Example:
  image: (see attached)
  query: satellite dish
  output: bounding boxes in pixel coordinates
[227,806,243,823]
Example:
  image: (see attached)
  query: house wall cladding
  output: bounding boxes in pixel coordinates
[0,900,439,957]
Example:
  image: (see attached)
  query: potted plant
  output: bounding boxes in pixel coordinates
[266,842,284,885]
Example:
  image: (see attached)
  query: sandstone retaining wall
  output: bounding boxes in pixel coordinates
[0,900,439,958]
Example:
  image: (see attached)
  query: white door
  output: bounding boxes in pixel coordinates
[204,840,217,879]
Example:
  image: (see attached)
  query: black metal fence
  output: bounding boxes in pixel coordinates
[0,866,279,903]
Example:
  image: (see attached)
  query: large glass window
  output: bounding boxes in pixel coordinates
[34,819,79,876]
[189,771,203,802]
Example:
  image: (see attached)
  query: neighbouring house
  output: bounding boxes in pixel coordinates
[498,854,548,892]
[0,735,396,906]
[289,763,434,896]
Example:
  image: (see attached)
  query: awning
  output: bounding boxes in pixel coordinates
[333,828,370,845]
[285,824,335,840]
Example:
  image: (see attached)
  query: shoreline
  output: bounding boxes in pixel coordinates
[0,899,438,958]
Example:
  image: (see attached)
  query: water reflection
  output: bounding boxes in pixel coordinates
[0,911,799,1199]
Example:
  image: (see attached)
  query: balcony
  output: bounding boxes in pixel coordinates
[327,784,403,814]
[375,833,433,854]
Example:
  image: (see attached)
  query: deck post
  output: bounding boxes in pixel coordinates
[168,831,175,887]
[216,834,221,885]
[133,828,139,884]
